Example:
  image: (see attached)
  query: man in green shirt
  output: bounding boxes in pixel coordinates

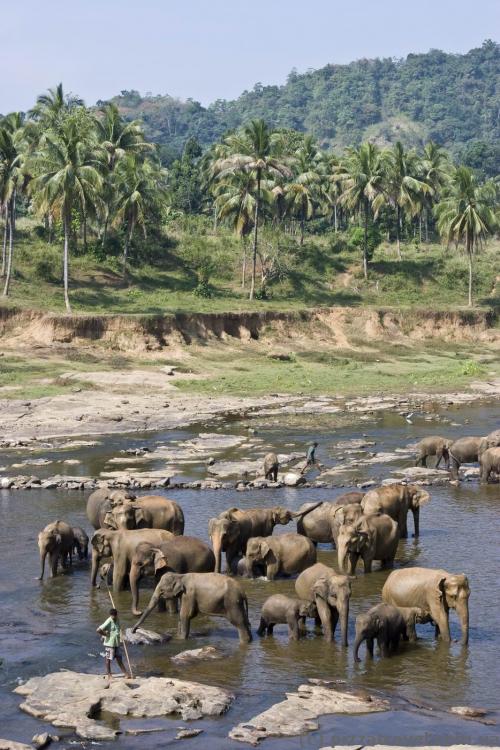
[301,441,319,474]
[97,608,131,684]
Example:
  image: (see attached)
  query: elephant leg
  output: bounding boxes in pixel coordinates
[267,624,274,635]
[348,552,358,575]
[287,615,300,640]
[412,507,420,537]
[399,509,408,539]
[166,599,178,615]
[450,457,460,480]
[257,617,267,636]
[178,597,195,639]
[362,554,373,574]
[112,562,126,592]
[429,604,450,642]
[266,563,278,580]
[366,637,374,657]
[157,597,167,612]
[377,634,390,658]
[49,552,58,577]
[314,614,322,629]
[330,607,339,639]
[316,599,333,640]
[298,616,307,634]
[229,610,252,644]
[406,619,417,642]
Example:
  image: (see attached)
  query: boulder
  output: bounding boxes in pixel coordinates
[14,671,233,741]
[283,472,306,487]
[123,628,171,645]
[229,682,386,745]
[171,646,223,666]
[0,741,34,750]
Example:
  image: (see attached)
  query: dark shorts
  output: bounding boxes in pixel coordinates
[105,645,122,661]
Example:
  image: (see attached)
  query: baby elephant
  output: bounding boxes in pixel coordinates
[395,606,434,641]
[245,533,317,580]
[258,594,317,640]
[72,526,89,560]
[353,603,407,662]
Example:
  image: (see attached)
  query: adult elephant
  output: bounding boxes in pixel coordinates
[245,533,317,580]
[86,488,135,530]
[353,603,407,662]
[296,492,364,546]
[38,521,75,579]
[129,536,215,615]
[295,562,352,645]
[337,514,400,574]
[132,571,252,643]
[415,436,451,469]
[447,436,483,480]
[103,496,184,535]
[90,528,173,591]
[263,452,279,482]
[479,429,500,456]
[382,567,470,644]
[209,502,322,573]
[479,447,500,483]
[361,484,430,537]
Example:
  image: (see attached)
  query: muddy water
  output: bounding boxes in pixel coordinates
[1,402,500,748]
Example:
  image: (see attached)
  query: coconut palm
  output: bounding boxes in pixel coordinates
[0,115,25,295]
[30,83,84,128]
[112,155,167,278]
[213,119,292,299]
[435,167,496,306]
[29,114,103,311]
[338,142,385,279]
[420,142,451,241]
[382,142,430,259]
[284,136,323,244]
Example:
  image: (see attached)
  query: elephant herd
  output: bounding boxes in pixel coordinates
[36,465,474,661]
[415,428,500,481]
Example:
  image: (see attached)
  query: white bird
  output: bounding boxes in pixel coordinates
[405,412,414,423]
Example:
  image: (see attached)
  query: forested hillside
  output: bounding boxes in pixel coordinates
[106,41,499,169]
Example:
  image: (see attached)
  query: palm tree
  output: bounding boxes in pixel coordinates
[94,103,153,246]
[435,167,496,306]
[420,142,450,242]
[284,136,322,244]
[338,142,385,279]
[382,142,430,259]
[30,83,84,128]
[0,115,25,295]
[112,155,166,278]
[213,120,292,299]
[30,114,103,311]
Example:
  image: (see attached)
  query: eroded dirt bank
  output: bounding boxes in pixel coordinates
[1,305,499,351]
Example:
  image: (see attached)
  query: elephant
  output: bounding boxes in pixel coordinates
[72,526,89,560]
[245,533,317,580]
[480,429,500,454]
[296,492,365,546]
[208,502,322,573]
[38,520,75,579]
[103,495,184,535]
[132,571,253,643]
[86,488,135,530]
[257,594,318,640]
[361,484,430,537]
[353,603,407,661]
[263,452,279,482]
[295,562,352,645]
[382,567,470,644]
[415,436,452,469]
[447,436,483,479]
[90,527,174,590]
[129,536,215,615]
[393,606,435,642]
[337,513,400,574]
[479,446,500,483]
[330,503,365,545]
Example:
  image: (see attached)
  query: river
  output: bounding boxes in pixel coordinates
[1,400,499,747]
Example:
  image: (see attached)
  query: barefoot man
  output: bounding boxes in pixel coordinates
[97,608,131,685]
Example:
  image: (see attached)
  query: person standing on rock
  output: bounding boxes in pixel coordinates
[301,442,319,474]
[97,608,131,685]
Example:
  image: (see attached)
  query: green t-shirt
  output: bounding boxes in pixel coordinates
[99,616,121,647]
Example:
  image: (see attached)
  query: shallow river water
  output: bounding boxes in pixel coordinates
[1,400,500,748]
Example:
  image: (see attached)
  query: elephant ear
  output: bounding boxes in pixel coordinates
[134,507,146,525]
[436,576,447,602]
[171,577,185,596]
[332,506,345,525]
[415,490,431,507]
[208,518,218,536]
[103,511,118,529]
[153,549,168,573]
[259,540,271,559]
[312,577,330,601]
[226,521,241,543]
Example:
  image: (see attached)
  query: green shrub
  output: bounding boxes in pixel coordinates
[33,251,60,282]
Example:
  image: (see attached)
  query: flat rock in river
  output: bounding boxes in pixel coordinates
[229,683,386,745]
[0,741,35,750]
[391,466,449,479]
[14,671,233,741]
[320,747,500,750]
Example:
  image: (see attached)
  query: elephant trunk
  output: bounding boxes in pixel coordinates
[353,632,364,662]
[132,593,159,631]
[39,550,47,580]
[337,540,349,573]
[212,537,222,574]
[339,596,349,647]
[129,564,142,616]
[90,549,100,587]
[456,598,469,645]
[413,507,420,537]
[291,501,323,519]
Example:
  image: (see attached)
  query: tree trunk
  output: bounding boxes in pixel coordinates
[63,211,72,312]
[300,219,305,246]
[2,199,13,296]
[425,209,429,243]
[241,239,247,288]
[1,206,7,277]
[362,200,368,280]
[123,217,135,280]
[334,204,338,233]
[249,172,260,301]
[101,214,108,248]
[396,205,402,260]
[82,212,88,253]
[467,232,473,308]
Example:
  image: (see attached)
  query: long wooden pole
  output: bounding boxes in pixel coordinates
[106,585,133,679]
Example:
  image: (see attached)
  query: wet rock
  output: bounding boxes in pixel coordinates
[0,740,35,750]
[15,671,233,741]
[391,466,449,479]
[283,472,306,487]
[171,646,223,666]
[124,628,171,646]
[229,683,386,744]
[176,728,203,739]
[0,478,14,489]
[32,734,58,749]
[450,705,488,717]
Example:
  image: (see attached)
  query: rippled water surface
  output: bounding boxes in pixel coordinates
[1,402,499,747]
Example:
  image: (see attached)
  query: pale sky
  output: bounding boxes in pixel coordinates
[1,0,498,113]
